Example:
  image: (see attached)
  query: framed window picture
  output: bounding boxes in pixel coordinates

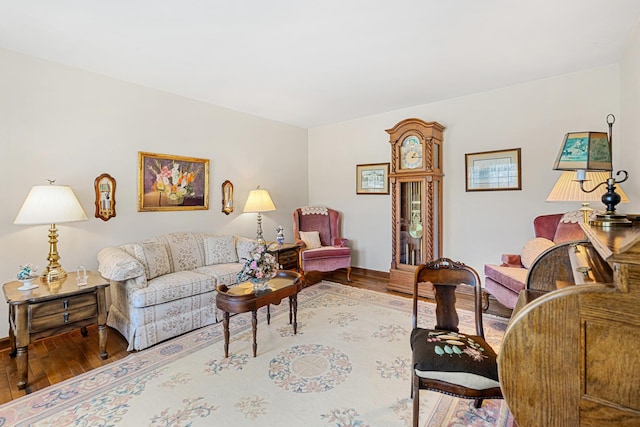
[465,148,521,191]
[138,152,210,211]
[356,163,390,194]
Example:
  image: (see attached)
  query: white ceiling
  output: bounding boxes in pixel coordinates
[1,1,639,128]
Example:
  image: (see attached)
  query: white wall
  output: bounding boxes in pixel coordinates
[0,48,309,338]
[620,18,640,204]
[309,65,637,277]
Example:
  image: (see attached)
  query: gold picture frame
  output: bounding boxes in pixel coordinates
[465,148,521,191]
[221,180,234,215]
[356,163,390,194]
[138,152,209,211]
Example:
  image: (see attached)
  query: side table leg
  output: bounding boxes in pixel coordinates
[223,312,230,358]
[252,310,258,357]
[292,294,298,334]
[16,347,28,390]
[98,324,109,360]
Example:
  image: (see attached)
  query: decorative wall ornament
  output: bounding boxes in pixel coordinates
[94,173,116,221]
[222,180,233,215]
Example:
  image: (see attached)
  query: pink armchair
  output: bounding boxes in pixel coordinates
[293,206,352,281]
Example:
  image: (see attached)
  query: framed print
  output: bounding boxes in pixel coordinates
[465,148,521,191]
[356,163,390,194]
[138,152,209,211]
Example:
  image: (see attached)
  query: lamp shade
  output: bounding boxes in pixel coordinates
[14,184,88,225]
[546,171,629,203]
[553,131,612,171]
[243,188,276,213]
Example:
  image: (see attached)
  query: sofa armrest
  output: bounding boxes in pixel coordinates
[500,253,523,268]
[332,237,349,247]
[97,247,146,282]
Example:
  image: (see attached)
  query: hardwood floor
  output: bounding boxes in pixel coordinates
[0,268,511,405]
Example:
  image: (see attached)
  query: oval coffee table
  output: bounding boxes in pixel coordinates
[216,270,304,358]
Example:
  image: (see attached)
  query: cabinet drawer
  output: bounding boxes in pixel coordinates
[30,304,98,333]
[278,250,299,264]
[29,293,97,319]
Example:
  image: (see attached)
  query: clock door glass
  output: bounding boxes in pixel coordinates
[400,135,423,169]
[400,180,423,265]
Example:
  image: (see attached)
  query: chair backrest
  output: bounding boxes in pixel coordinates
[292,207,342,246]
[413,257,485,338]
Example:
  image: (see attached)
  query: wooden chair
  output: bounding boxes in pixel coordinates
[410,257,503,427]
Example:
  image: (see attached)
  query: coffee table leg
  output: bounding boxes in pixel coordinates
[291,294,298,334]
[252,310,258,357]
[267,304,271,325]
[223,311,230,358]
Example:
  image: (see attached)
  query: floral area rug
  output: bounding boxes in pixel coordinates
[0,281,512,427]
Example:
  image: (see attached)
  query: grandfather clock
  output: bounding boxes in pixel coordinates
[387,118,444,297]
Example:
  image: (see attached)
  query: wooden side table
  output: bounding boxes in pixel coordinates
[2,270,109,390]
[267,242,300,271]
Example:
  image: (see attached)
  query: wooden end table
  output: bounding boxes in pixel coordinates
[2,270,109,389]
[267,243,300,271]
[216,270,303,358]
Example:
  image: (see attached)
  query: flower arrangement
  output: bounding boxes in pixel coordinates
[147,160,202,203]
[237,245,279,284]
[17,264,38,281]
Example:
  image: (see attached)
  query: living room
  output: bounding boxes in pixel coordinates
[1,2,640,425]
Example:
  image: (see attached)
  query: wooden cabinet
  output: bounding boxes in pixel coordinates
[498,223,640,426]
[386,118,444,296]
[267,243,300,271]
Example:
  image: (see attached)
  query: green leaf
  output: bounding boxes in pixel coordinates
[434,345,444,356]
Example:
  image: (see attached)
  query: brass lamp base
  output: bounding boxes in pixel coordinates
[40,266,68,283]
[590,213,632,228]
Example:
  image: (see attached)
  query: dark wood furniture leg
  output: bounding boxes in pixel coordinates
[290,295,298,334]
[222,311,230,358]
[252,310,258,357]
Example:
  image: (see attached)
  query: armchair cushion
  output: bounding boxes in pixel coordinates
[299,230,322,249]
[520,237,555,269]
[301,245,351,260]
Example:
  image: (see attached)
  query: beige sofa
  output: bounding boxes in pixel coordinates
[97,232,258,351]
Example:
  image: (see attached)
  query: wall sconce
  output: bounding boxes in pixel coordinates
[553,114,631,227]
[222,180,233,215]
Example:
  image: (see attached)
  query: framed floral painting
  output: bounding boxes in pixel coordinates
[138,152,209,211]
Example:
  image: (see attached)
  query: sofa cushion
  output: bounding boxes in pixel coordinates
[194,263,244,287]
[203,235,238,265]
[236,236,259,261]
[521,237,554,269]
[484,264,529,294]
[133,242,171,280]
[157,232,206,272]
[130,270,214,308]
[302,246,351,260]
[299,231,322,249]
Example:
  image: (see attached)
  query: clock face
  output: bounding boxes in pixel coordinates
[400,136,423,169]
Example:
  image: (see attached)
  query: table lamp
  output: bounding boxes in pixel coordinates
[553,114,631,227]
[14,181,88,282]
[547,171,629,223]
[243,186,276,245]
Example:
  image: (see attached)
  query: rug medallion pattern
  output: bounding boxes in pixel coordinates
[0,282,512,426]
